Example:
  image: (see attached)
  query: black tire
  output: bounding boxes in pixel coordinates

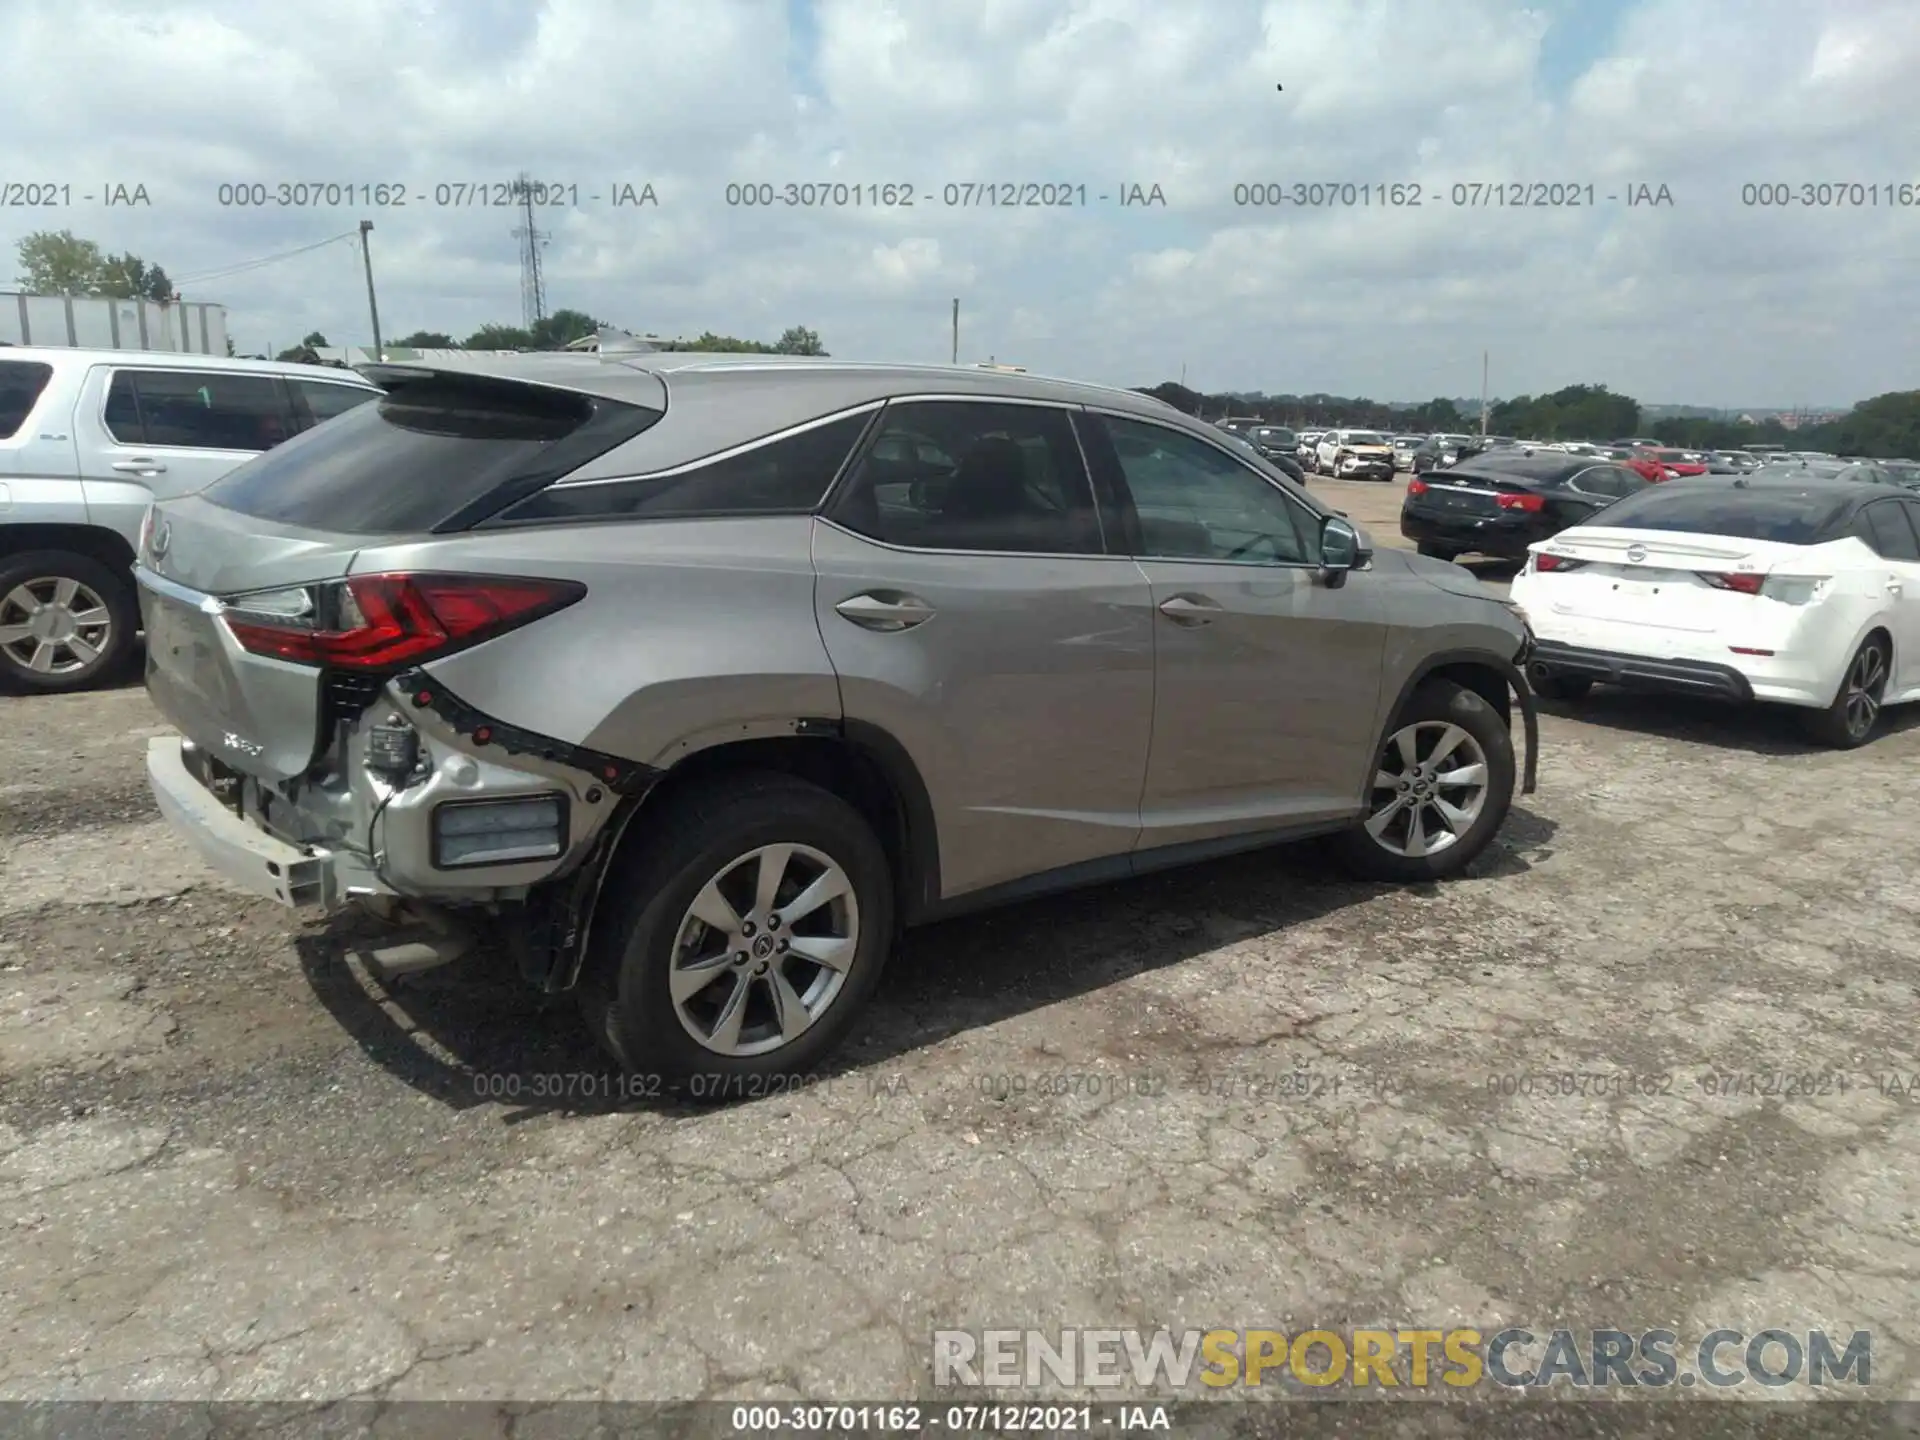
[1527,668,1593,701]
[0,549,140,694]
[1799,632,1890,749]
[1331,679,1517,882]
[576,772,895,1093]
[1414,542,1459,562]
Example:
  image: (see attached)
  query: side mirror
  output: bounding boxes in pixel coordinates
[1319,515,1364,587]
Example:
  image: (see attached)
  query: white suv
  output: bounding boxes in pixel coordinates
[0,348,380,691]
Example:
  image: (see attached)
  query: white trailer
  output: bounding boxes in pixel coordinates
[0,293,228,354]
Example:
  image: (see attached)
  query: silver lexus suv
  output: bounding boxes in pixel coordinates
[138,353,1538,1087]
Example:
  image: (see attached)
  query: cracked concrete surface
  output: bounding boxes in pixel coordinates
[3,569,1918,1417]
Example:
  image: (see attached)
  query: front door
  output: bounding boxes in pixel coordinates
[1082,411,1388,851]
[813,398,1156,900]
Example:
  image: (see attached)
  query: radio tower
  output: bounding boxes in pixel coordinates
[510,173,549,332]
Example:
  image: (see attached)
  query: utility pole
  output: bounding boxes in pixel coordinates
[1480,350,1489,436]
[950,298,959,363]
[357,221,383,362]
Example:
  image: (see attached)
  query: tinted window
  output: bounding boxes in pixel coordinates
[502,410,868,524]
[1102,415,1314,564]
[1860,502,1920,561]
[205,373,662,534]
[1592,485,1846,544]
[292,378,379,428]
[830,401,1099,554]
[0,360,53,439]
[1563,465,1640,499]
[107,369,292,451]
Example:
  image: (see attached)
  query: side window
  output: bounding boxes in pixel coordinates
[1099,414,1314,564]
[829,400,1101,554]
[292,379,379,428]
[103,371,144,443]
[499,410,872,522]
[1566,465,1636,499]
[1862,501,1920,561]
[113,370,292,451]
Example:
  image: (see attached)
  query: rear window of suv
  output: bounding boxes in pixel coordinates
[202,373,663,534]
[0,360,54,439]
[1590,484,1849,544]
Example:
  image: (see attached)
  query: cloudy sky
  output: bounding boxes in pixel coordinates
[4,0,1915,407]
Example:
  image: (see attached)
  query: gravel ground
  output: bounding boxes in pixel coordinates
[3,506,1918,1431]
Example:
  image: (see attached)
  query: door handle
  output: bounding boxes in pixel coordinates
[1157,594,1223,626]
[1889,579,1903,594]
[112,458,167,475]
[834,591,935,632]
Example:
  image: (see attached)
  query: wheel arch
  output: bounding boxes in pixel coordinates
[0,523,136,571]
[1376,648,1538,797]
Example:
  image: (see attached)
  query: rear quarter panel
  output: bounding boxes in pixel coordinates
[378,516,840,758]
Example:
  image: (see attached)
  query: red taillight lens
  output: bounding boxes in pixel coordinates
[1534,552,1585,572]
[1698,572,1765,594]
[225,573,586,670]
[1407,478,1428,495]
[1495,491,1545,512]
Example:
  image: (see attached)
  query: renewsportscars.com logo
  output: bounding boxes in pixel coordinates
[932,1327,1873,1390]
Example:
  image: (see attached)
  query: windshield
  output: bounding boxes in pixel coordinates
[1344,432,1386,445]
[1588,483,1847,543]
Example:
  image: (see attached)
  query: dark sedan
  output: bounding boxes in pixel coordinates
[1399,452,1654,562]
[1247,424,1306,481]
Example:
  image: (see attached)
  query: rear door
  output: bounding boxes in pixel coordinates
[813,397,1155,899]
[0,358,84,521]
[1085,410,1386,847]
[1853,500,1920,684]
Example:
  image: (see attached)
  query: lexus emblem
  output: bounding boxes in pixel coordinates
[150,520,171,559]
[1625,544,1647,563]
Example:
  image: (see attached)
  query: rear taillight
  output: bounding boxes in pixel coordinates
[1495,492,1545,512]
[1533,552,1585,572]
[1407,478,1428,495]
[1698,572,1765,594]
[224,573,586,670]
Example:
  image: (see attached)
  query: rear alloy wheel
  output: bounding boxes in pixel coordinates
[0,550,139,694]
[1332,680,1516,882]
[1801,634,1890,749]
[578,773,893,1091]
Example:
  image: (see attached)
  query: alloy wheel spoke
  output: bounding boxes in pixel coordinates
[65,637,100,666]
[753,844,795,917]
[687,879,743,936]
[28,640,57,673]
[1373,768,1400,790]
[67,606,111,629]
[1393,729,1420,769]
[768,966,813,1040]
[1436,762,1486,788]
[4,585,43,615]
[670,949,735,1004]
[1427,724,1470,768]
[1433,795,1475,831]
[785,933,853,971]
[1404,804,1431,856]
[51,578,79,608]
[1365,795,1410,838]
[780,866,849,926]
[706,973,751,1051]
[0,623,33,645]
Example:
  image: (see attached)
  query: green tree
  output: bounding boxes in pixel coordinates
[464,323,536,350]
[15,229,172,300]
[1806,391,1920,458]
[774,325,827,355]
[274,332,329,362]
[392,330,458,348]
[529,309,604,349]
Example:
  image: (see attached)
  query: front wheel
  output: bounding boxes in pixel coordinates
[577,773,895,1092]
[0,549,140,694]
[1331,679,1517,882]
[1800,633,1890,749]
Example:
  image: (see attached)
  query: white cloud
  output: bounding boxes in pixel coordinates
[1,0,1914,405]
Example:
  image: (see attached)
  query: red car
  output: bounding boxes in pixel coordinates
[1643,447,1708,478]
[1606,449,1673,481]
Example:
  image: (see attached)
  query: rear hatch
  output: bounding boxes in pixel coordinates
[1526,527,1785,634]
[139,368,664,782]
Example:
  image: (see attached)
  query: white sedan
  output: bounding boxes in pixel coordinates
[1511,476,1920,747]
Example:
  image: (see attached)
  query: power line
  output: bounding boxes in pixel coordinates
[172,230,360,286]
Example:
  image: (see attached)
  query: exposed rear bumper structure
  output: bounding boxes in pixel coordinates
[1527,640,1755,703]
[146,736,340,907]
